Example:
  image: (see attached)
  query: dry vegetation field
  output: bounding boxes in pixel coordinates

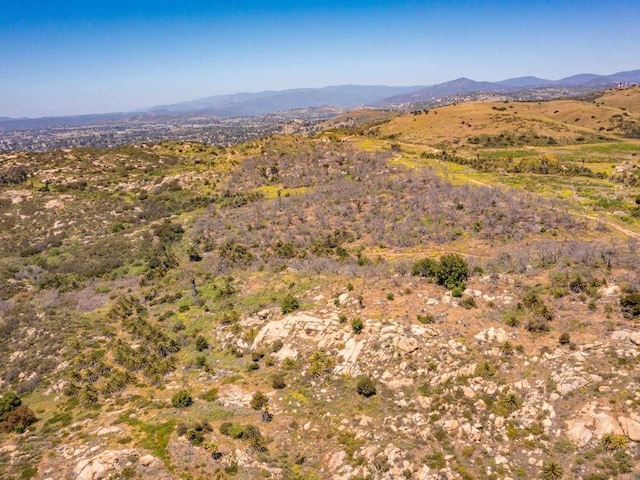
[0,87,639,480]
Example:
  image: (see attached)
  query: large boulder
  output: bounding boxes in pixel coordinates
[566,402,624,447]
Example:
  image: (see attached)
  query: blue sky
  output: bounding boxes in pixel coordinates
[1,0,638,117]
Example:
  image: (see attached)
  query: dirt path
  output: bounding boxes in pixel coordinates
[386,138,640,242]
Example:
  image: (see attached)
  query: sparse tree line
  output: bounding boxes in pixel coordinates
[420,150,606,178]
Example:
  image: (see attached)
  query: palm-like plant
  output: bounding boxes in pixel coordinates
[500,341,515,357]
[541,461,563,480]
[601,433,628,451]
[502,392,523,412]
[475,361,497,378]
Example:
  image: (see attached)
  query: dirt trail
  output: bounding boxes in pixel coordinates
[465,171,640,240]
[387,138,640,242]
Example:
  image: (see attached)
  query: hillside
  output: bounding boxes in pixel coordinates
[0,89,640,480]
[371,86,640,147]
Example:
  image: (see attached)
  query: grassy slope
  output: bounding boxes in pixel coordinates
[1,90,640,480]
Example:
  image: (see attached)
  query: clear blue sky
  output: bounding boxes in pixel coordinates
[1,0,638,118]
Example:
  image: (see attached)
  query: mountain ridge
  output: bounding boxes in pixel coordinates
[2,70,639,127]
[378,70,640,105]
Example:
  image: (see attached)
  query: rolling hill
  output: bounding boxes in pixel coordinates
[369,86,640,150]
[1,85,640,480]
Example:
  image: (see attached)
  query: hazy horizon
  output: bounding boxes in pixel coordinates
[2,0,639,118]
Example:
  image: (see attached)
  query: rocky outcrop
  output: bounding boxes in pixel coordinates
[565,402,624,447]
[74,449,137,480]
[618,414,640,441]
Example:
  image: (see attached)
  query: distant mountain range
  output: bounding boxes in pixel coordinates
[146,85,420,116]
[1,70,638,130]
[378,70,640,105]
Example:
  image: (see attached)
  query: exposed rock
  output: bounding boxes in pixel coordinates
[74,449,136,480]
[217,385,253,408]
[618,415,640,441]
[567,421,593,447]
[552,367,589,396]
[566,402,624,447]
[393,335,419,354]
[328,450,347,472]
[462,386,475,399]
[443,419,460,434]
[474,327,508,344]
[335,337,365,374]
[611,330,640,345]
[598,285,620,297]
[139,454,159,467]
[92,426,122,436]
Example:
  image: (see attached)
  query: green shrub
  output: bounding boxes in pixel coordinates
[411,258,439,278]
[195,335,209,351]
[250,392,269,410]
[224,463,239,475]
[620,292,640,319]
[200,388,218,402]
[195,355,207,369]
[251,351,265,362]
[416,313,435,324]
[412,254,469,289]
[220,422,244,439]
[460,295,476,309]
[280,294,300,314]
[0,405,37,433]
[219,240,255,268]
[424,451,446,469]
[281,357,299,370]
[171,390,193,408]
[356,376,377,397]
[559,332,571,345]
[569,276,587,293]
[451,286,464,297]
[351,318,364,334]
[271,339,284,352]
[526,317,551,333]
[0,392,21,418]
[79,385,99,405]
[219,422,232,435]
[436,254,469,289]
[183,421,211,446]
[271,373,286,389]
